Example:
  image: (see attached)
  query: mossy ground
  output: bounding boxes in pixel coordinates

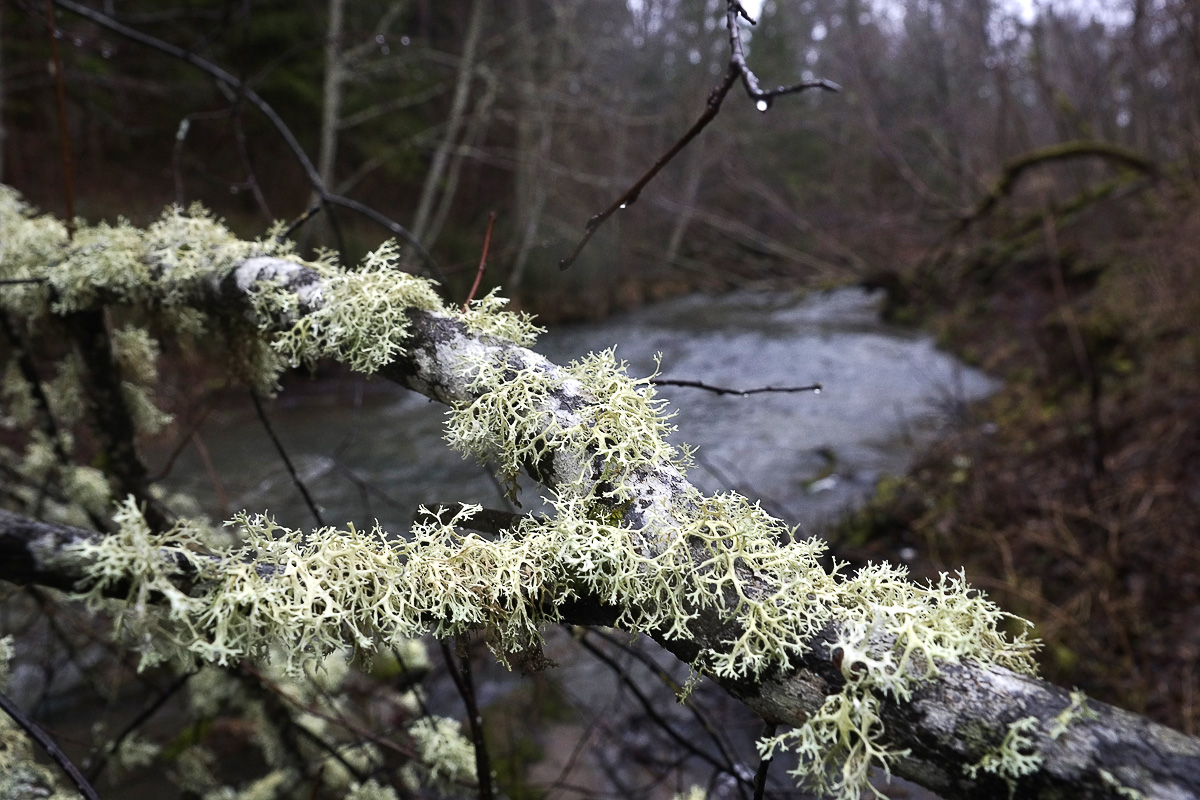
[830,186,1200,734]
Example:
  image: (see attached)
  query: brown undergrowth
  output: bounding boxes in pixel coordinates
[832,184,1200,734]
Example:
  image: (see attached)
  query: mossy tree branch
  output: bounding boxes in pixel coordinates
[2,190,1198,799]
[2,507,1198,799]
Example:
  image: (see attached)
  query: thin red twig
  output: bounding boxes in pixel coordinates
[462,211,497,312]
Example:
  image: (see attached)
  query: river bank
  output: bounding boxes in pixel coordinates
[832,186,1200,734]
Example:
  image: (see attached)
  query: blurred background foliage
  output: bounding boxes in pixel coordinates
[4,0,1194,314]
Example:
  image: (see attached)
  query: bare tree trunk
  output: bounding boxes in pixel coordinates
[411,0,486,245]
[0,3,6,184]
[306,0,347,247]
[508,0,554,292]
[316,0,346,194]
[663,137,707,269]
[421,69,496,249]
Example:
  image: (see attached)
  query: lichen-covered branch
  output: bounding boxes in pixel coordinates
[2,186,1198,799]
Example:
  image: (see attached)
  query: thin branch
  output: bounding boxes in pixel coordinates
[147,385,229,483]
[558,2,838,270]
[321,194,441,281]
[461,211,496,312]
[574,629,755,794]
[276,205,324,242]
[585,627,746,780]
[651,378,822,396]
[240,661,427,765]
[53,0,440,281]
[87,671,194,782]
[171,107,235,206]
[558,65,739,271]
[726,2,841,110]
[752,721,776,800]
[0,689,101,800]
[0,277,49,285]
[249,390,324,528]
[439,639,493,800]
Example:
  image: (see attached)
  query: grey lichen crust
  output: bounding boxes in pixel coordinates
[2,187,1042,800]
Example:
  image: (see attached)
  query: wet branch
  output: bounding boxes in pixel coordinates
[0,689,101,800]
[249,390,325,528]
[462,211,497,312]
[651,378,822,396]
[559,1,839,270]
[53,0,440,281]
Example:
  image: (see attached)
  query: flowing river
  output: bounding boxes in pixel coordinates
[162,287,997,538]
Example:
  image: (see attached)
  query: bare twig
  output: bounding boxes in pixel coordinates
[461,211,497,312]
[249,390,324,528]
[148,384,229,482]
[87,671,194,782]
[53,0,441,282]
[240,661,441,775]
[276,205,324,242]
[725,2,841,110]
[322,194,441,281]
[558,66,739,271]
[752,721,777,800]
[439,639,493,800]
[651,378,822,396]
[0,689,101,800]
[559,2,839,270]
[575,629,755,795]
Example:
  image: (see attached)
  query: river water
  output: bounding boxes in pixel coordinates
[163,287,996,538]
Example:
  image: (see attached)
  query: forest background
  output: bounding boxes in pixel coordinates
[1,0,1199,796]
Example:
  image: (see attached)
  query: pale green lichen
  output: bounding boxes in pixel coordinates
[75,485,1035,800]
[1049,688,1098,740]
[44,354,88,427]
[111,325,162,385]
[112,732,163,777]
[963,715,1044,793]
[1099,769,1149,800]
[1,360,38,429]
[757,566,1035,800]
[346,779,402,800]
[262,240,443,374]
[460,288,543,346]
[202,769,294,800]
[65,465,114,516]
[1,187,536,395]
[0,636,75,800]
[447,348,687,497]
[402,716,478,795]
